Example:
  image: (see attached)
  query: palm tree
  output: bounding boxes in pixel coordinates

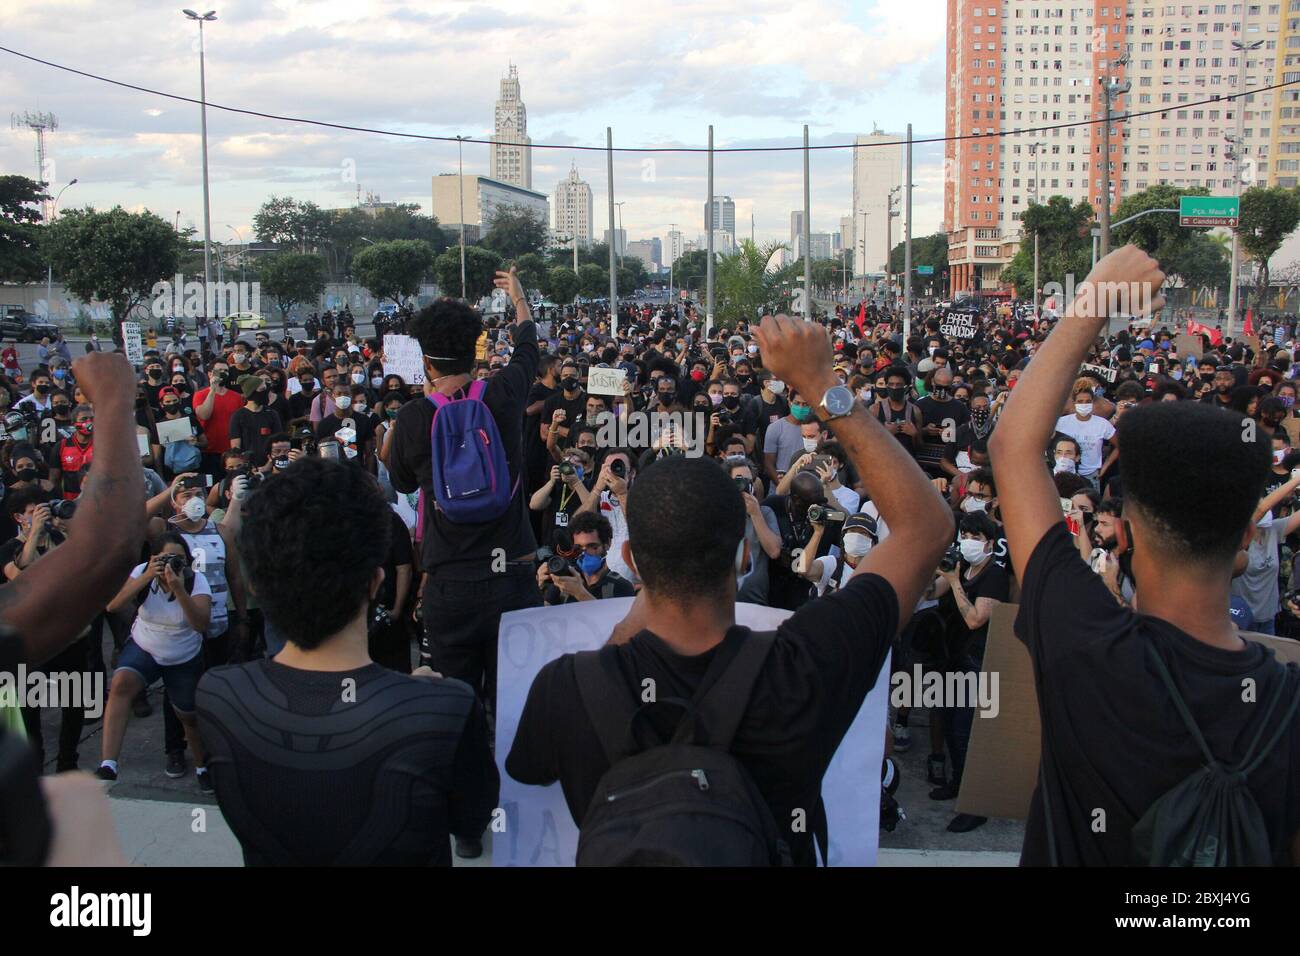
[715,240,786,325]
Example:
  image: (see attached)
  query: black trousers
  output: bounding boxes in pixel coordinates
[421,565,541,711]
[19,633,91,771]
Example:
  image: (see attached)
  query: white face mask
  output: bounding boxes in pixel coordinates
[842,532,872,557]
[1054,456,1077,474]
[1274,449,1288,464]
[768,380,785,395]
[858,388,872,402]
[710,393,723,406]
[353,403,368,415]
[1171,369,1183,381]
[181,496,206,521]
[1075,403,1093,417]
[351,372,364,385]
[747,344,759,354]
[959,538,989,564]
[371,376,383,388]
[960,496,988,513]
[582,343,595,353]
[335,395,352,411]
[802,437,819,452]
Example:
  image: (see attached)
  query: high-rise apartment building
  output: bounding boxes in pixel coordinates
[705,196,737,238]
[852,130,905,277]
[553,164,594,248]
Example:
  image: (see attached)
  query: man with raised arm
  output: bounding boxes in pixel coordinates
[506,314,953,865]
[989,245,1300,866]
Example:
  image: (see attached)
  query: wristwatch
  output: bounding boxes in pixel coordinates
[816,385,856,422]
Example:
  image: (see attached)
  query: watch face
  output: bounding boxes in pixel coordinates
[823,385,855,417]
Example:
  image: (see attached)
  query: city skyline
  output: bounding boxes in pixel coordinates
[0,0,951,258]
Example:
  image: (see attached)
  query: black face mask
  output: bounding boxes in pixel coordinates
[34,384,50,396]
[52,404,69,417]
[888,386,906,401]
[15,467,38,484]
[722,396,741,410]
[272,456,291,471]
[163,403,181,414]
[658,390,676,405]
[932,386,951,400]
[561,378,580,392]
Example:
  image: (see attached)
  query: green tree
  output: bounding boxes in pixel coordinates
[1000,196,1094,298]
[514,252,548,295]
[259,253,327,335]
[889,232,950,277]
[673,249,711,295]
[352,239,435,305]
[578,262,607,298]
[619,255,649,291]
[481,205,549,261]
[0,175,48,282]
[1109,184,1226,294]
[253,196,330,252]
[546,265,579,303]
[433,245,502,301]
[1238,185,1300,307]
[715,240,785,325]
[44,206,182,344]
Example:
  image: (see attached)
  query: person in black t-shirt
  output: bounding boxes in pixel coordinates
[315,384,376,467]
[196,458,498,865]
[505,314,954,866]
[524,354,559,537]
[540,363,587,456]
[389,268,542,716]
[991,244,1300,866]
[227,376,283,466]
[369,509,414,673]
[929,511,1010,831]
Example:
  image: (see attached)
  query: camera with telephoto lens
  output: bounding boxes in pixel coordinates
[806,504,845,525]
[609,458,627,479]
[938,543,962,574]
[558,461,575,478]
[546,555,573,577]
[49,500,76,521]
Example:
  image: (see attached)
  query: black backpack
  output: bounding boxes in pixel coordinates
[1131,641,1300,866]
[572,630,791,866]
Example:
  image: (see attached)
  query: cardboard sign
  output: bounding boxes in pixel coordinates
[493,598,890,867]
[1238,333,1260,353]
[1174,333,1203,359]
[121,322,143,366]
[1080,363,1118,384]
[1282,416,1300,450]
[957,603,1300,821]
[585,366,626,397]
[939,313,978,340]
[382,334,425,386]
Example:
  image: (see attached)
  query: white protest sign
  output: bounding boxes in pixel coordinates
[382,334,425,386]
[939,313,978,340]
[493,598,888,867]
[121,322,143,366]
[1080,362,1118,384]
[585,366,626,397]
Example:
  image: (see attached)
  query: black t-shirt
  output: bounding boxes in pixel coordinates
[287,388,318,422]
[505,572,899,866]
[543,568,636,604]
[227,406,284,465]
[1015,522,1300,866]
[744,396,790,450]
[315,410,376,463]
[389,320,540,575]
[376,510,414,610]
[196,660,498,866]
[761,493,837,612]
[939,556,1010,661]
[541,387,587,441]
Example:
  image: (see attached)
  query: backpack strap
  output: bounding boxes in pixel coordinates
[1144,640,1226,770]
[1238,664,1300,776]
[574,648,639,766]
[467,379,488,402]
[676,629,776,752]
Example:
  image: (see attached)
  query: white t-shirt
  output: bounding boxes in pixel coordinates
[1054,413,1115,477]
[830,484,861,514]
[597,491,635,584]
[129,562,210,666]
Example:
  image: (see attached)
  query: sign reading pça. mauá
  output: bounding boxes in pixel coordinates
[939,312,979,340]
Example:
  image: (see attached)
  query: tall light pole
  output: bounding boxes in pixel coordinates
[46,178,78,314]
[1098,51,1130,259]
[227,224,244,283]
[667,221,676,320]
[456,135,466,300]
[886,185,900,308]
[802,125,811,320]
[903,124,913,338]
[1227,35,1263,332]
[858,210,869,298]
[183,9,217,324]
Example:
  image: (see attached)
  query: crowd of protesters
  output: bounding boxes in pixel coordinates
[3,246,1299,867]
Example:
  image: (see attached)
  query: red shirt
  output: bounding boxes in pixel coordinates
[193,387,244,454]
[56,438,93,500]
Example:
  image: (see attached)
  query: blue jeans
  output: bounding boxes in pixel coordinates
[1251,617,1276,635]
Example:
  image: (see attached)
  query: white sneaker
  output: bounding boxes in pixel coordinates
[892,723,913,753]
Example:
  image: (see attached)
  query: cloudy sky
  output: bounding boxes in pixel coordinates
[1,0,949,252]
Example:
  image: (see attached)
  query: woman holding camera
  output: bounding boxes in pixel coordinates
[98,532,212,790]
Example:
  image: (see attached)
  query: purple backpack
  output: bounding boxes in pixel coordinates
[422,379,517,526]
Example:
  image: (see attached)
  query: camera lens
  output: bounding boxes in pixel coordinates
[546,556,568,575]
[559,462,575,477]
[609,459,626,478]
[807,504,824,523]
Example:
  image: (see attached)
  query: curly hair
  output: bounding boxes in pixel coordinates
[237,458,391,650]
[408,298,483,376]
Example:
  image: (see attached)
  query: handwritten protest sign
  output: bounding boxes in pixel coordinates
[585,366,626,397]
[382,334,425,386]
[493,598,889,866]
[121,323,143,366]
[939,313,978,340]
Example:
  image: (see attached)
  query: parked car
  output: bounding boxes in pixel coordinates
[224,311,265,332]
[0,307,60,343]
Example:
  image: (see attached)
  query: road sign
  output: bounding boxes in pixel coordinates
[917,265,934,276]
[1179,195,1239,227]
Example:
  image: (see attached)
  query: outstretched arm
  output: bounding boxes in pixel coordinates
[989,246,1165,584]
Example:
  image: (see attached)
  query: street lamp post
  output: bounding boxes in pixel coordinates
[227,224,244,284]
[182,9,217,325]
[614,201,625,270]
[1227,34,1264,332]
[46,178,78,316]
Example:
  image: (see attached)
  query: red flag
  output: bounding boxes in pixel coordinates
[855,301,867,337]
[1243,310,1255,337]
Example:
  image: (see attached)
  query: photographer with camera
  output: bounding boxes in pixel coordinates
[99,533,213,790]
[530,448,596,550]
[537,511,635,605]
[726,457,782,605]
[575,449,637,585]
[766,470,845,612]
